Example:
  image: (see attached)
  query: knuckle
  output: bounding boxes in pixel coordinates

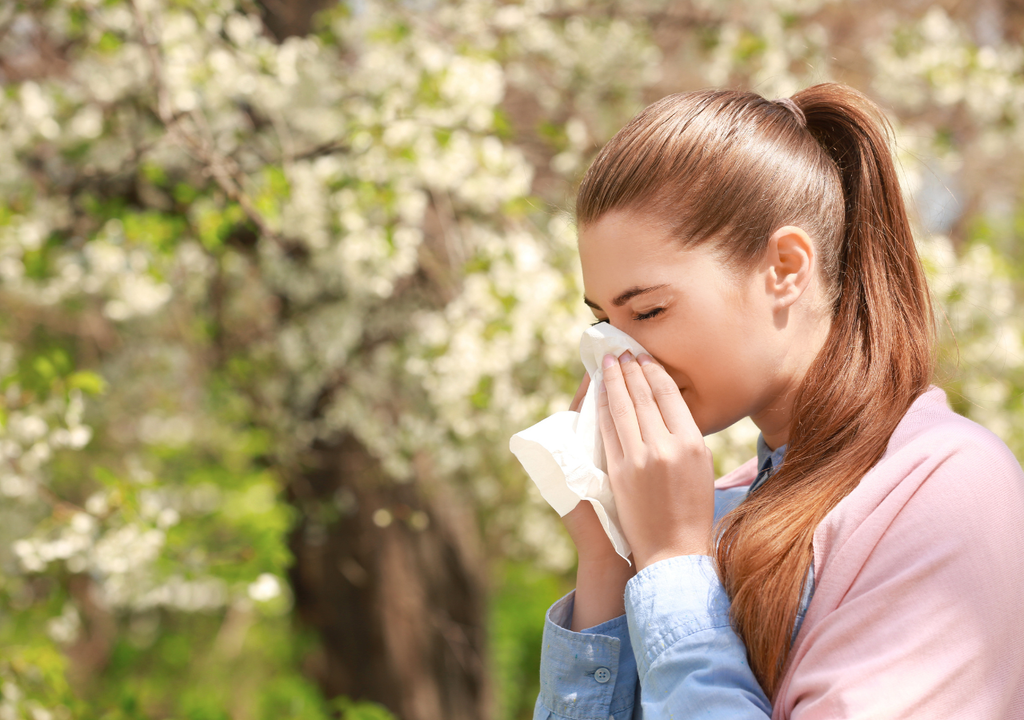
[651,382,678,399]
[656,448,676,466]
[683,441,707,461]
[647,444,667,465]
[631,387,654,407]
[611,402,632,420]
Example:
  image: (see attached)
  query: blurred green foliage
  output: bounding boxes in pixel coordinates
[490,562,572,720]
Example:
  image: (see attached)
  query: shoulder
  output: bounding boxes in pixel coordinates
[815,385,1024,577]
[891,386,1017,455]
[784,387,1024,720]
[883,386,1023,495]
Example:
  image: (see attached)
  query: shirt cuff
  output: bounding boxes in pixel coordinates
[624,555,734,682]
[536,590,638,720]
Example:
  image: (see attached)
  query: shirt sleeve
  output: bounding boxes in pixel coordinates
[533,590,639,720]
[625,555,772,718]
[535,487,770,720]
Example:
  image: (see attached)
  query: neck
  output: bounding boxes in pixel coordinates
[753,300,832,450]
[751,388,798,450]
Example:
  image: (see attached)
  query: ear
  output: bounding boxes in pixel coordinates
[766,225,815,310]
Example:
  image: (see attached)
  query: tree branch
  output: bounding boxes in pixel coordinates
[128,0,286,247]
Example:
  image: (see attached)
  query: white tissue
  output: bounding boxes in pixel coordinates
[509,323,650,562]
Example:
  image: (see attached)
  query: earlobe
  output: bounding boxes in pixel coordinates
[767,225,814,309]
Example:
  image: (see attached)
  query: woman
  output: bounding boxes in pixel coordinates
[533,84,1024,718]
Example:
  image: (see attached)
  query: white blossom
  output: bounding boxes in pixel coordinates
[248,573,283,602]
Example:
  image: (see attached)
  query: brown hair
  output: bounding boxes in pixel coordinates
[576,84,934,697]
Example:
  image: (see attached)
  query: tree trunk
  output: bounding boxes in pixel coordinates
[256,0,336,41]
[287,434,490,720]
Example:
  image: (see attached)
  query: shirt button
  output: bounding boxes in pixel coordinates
[594,666,611,684]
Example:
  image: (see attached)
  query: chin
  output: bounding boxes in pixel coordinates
[693,405,744,438]
[680,389,736,436]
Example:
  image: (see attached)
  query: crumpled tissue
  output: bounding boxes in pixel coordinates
[509,322,649,562]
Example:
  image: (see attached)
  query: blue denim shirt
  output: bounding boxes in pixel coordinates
[534,439,813,720]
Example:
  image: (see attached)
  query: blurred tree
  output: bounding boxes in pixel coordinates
[0,1,653,717]
[0,2,1022,720]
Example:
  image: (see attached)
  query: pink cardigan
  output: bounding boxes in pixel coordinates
[715,386,1024,718]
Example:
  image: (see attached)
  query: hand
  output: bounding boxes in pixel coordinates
[560,372,622,564]
[561,371,636,631]
[568,370,590,413]
[565,502,635,631]
[596,352,716,570]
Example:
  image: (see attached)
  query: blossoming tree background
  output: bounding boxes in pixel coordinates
[1,0,1022,718]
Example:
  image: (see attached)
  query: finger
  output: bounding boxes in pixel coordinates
[600,353,644,458]
[569,372,591,413]
[596,374,624,463]
[637,354,698,436]
[618,352,668,441]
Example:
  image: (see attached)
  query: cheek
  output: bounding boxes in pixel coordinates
[629,329,691,382]
[642,317,751,385]
[627,325,679,360]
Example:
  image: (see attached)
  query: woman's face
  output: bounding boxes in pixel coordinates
[579,210,795,438]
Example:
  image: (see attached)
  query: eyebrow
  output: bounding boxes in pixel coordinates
[584,284,669,311]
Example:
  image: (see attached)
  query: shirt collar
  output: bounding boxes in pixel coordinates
[756,434,787,471]
[751,434,787,493]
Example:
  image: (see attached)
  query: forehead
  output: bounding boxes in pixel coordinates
[578,211,687,296]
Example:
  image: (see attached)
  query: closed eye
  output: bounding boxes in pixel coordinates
[634,308,664,321]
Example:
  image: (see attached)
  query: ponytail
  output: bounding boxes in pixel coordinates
[714,84,934,696]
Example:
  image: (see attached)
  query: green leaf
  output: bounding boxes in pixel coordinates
[67,370,108,395]
[332,697,397,720]
[97,31,124,54]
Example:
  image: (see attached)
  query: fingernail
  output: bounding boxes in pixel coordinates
[637,353,653,366]
[598,381,607,395]
[602,354,616,369]
[618,351,634,365]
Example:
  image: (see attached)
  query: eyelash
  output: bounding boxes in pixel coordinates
[634,308,664,321]
[590,308,664,326]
